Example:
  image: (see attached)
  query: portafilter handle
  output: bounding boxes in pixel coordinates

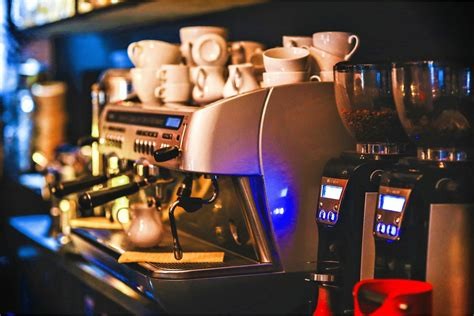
[50,174,109,198]
[78,178,155,209]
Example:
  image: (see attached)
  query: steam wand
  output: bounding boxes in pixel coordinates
[169,174,219,260]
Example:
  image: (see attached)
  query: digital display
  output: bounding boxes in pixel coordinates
[378,194,405,213]
[320,185,343,200]
[165,117,182,128]
[106,111,183,130]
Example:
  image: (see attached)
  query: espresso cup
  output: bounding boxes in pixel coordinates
[223,63,260,98]
[158,64,190,84]
[230,41,265,66]
[263,47,309,72]
[192,65,225,105]
[191,33,229,66]
[127,40,181,68]
[155,83,192,103]
[131,68,161,104]
[312,31,360,60]
[308,46,345,72]
[179,26,228,66]
[262,71,309,87]
[282,36,313,48]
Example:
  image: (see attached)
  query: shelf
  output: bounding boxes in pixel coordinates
[15,0,269,38]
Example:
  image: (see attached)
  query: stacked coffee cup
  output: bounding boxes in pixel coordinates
[282,32,359,82]
[261,46,312,87]
[127,40,182,104]
[180,26,230,105]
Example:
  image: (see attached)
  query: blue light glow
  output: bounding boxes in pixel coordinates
[20,93,34,113]
[272,207,285,215]
[279,188,288,197]
[17,245,39,259]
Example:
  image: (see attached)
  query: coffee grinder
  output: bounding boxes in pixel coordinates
[372,61,474,315]
[311,62,414,314]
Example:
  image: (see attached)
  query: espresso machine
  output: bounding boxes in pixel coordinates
[372,61,474,315]
[311,63,413,314]
[53,82,354,313]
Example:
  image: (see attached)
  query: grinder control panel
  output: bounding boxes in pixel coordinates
[316,177,348,225]
[374,185,412,241]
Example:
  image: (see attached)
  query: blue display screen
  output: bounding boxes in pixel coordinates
[320,185,343,200]
[378,194,405,213]
[165,117,182,129]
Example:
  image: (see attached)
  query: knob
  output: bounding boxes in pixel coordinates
[153,146,180,162]
[309,273,336,283]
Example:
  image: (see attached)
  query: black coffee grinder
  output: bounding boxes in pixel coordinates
[311,63,414,314]
[373,61,474,315]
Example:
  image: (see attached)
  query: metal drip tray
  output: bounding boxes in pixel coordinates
[71,226,272,279]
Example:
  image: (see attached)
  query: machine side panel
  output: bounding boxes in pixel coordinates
[182,89,268,175]
[427,203,474,316]
[260,82,355,272]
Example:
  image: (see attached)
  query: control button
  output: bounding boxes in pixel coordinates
[134,140,138,152]
[318,210,326,220]
[376,223,382,232]
[389,225,398,237]
[395,217,400,224]
[379,223,386,234]
[327,211,336,222]
[162,133,173,140]
[319,202,323,208]
[176,134,180,141]
[146,142,151,154]
[333,204,339,211]
[377,214,382,221]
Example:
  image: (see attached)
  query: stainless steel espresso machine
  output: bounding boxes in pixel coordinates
[311,63,414,314]
[372,61,474,315]
[55,82,354,313]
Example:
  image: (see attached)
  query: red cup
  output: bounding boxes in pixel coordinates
[353,279,433,316]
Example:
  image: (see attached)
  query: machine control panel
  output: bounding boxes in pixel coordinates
[99,104,195,168]
[374,185,412,241]
[316,177,348,225]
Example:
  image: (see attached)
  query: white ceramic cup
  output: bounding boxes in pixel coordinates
[263,47,310,72]
[223,63,260,98]
[158,64,190,84]
[179,26,228,66]
[130,68,161,104]
[192,65,225,105]
[308,46,345,72]
[282,36,313,48]
[262,71,309,87]
[230,41,265,66]
[127,40,182,68]
[312,31,360,60]
[191,33,229,66]
[155,82,192,103]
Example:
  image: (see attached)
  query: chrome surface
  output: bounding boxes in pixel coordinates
[426,203,474,316]
[310,273,336,282]
[356,143,406,155]
[417,147,469,161]
[360,192,376,280]
[236,177,272,264]
[260,83,355,272]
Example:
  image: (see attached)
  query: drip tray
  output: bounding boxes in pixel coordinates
[71,227,273,279]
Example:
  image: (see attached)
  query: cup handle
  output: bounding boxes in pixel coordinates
[196,68,207,98]
[155,86,165,99]
[157,69,166,84]
[127,43,141,65]
[232,67,243,92]
[344,35,359,61]
[310,75,321,82]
